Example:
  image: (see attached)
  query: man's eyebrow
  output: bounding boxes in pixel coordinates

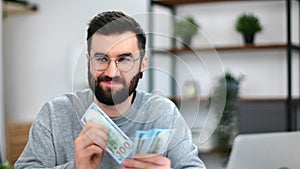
[118,53,133,57]
[93,52,106,56]
[93,52,133,57]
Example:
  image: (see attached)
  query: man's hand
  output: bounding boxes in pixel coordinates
[74,122,108,169]
[122,153,171,169]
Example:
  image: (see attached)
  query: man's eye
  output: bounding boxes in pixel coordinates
[118,56,132,63]
[95,57,108,62]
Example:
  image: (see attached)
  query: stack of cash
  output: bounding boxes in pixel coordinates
[81,103,174,164]
[133,129,174,154]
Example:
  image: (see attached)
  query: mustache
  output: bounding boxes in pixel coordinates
[96,75,122,83]
[95,72,143,84]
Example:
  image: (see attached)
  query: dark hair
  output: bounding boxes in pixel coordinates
[87,11,146,57]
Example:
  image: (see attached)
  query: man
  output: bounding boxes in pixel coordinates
[15,11,206,169]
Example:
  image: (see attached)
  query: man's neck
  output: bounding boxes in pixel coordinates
[94,94,134,118]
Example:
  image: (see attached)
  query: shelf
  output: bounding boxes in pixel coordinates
[170,96,296,103]
[3,0,38,16]
[150,0,299,131]
[152,0,248,6]
[170,97,208,103]
[199,147,231,155]
[152,43,300,54]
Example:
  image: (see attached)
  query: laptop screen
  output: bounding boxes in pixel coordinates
[227,131,300,169]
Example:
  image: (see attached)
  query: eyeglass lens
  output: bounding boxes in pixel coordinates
[90,55,138,72]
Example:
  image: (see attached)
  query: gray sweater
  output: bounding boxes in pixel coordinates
[15,89,206,169]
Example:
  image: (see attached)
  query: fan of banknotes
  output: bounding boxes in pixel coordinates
[81,103,174,164]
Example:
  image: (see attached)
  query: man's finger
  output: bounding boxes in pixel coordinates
[134,153,170,166]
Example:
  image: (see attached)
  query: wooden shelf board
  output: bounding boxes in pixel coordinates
[152,43,300,54]
[170,97,208,103]
[199,147,231,155]
[152,0,255,6]
[169,96,298,103]
[3,1,38,16]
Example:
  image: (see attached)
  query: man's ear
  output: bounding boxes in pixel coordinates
[139,56,148,79]
[86,53,89,66]
[140,56,148,72]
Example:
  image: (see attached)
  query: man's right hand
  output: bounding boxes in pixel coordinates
[74,121,108,169]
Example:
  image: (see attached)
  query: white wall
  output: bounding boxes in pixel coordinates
[2,1,298,168]
[0,0,5,162]
[177,1,299,46]
[151,1,299,99]
[3,1,300,122]
[3,0,147,123]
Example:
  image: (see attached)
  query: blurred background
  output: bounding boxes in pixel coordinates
[0,0,299,168]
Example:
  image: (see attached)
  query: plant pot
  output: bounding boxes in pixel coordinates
[181,36,192,47]
[243,33,255,44]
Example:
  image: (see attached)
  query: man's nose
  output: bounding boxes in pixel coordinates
[104,60,119,77]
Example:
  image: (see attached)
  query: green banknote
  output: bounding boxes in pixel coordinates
[81,103,134,164]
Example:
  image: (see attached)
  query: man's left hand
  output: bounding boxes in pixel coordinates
[122,153,171,169]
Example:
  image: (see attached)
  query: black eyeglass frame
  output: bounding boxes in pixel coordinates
[88,54,141,72]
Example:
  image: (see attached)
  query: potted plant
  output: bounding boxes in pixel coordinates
[174,16,199,47]
[0,161,10,169]
[210,72,244,167]
[235,13,262,44]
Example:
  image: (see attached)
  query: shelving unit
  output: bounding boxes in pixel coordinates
[2,0,38,17]
[148,0,300,131]
[153,43,300,54]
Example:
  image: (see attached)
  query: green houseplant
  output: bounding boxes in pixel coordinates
[174,16,199,47]
[0,151,10,169]
[0,161,10,169]
[210,72,244,167]
[235,13,262,44]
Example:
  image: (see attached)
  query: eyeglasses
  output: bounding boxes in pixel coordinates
[89,54,141,72]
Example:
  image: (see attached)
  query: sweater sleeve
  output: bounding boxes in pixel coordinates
[14,103,76,169]
[166,105,207,169]
[14,121,76,169]
[167,132,206,169]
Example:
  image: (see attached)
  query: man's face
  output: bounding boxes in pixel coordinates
[88,32,147,105]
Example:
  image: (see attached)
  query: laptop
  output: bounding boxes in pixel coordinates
[227,131,300,169]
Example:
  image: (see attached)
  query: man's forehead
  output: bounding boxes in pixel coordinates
[92,31,137,46]
[90,32,139,56]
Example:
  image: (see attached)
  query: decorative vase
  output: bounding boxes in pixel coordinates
[182,80,198,98]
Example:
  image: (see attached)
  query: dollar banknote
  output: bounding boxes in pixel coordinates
[134,129,174,154]
[81,103,175,163]
[148,129,174,154]
[134,130,156,153]
[81,103,134,164]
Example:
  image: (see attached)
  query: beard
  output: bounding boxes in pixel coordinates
[88,65,140,105]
